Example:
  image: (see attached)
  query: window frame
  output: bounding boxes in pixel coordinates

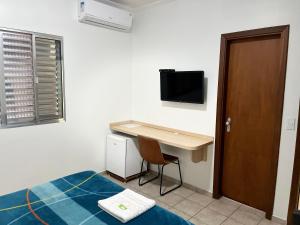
[0,27,66,129]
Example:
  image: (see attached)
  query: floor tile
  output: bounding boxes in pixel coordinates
[194,208,227,225]
[239,205,265,218]
[258,219,282,225]
[208,197,241,216]
[157,192,185,206]
[189,217,209,225]
[136,191,153,199]
[157,179,181,193]
[173,186,195,198]
[126,179,147,192]
[222,218,244,225]
[139,173,160,184]
[187,192,215,207]
[230,207,262,225]
[169,207,192,220]
[139,183,161,198]
[156,200,171,209]
[173,199,204,217]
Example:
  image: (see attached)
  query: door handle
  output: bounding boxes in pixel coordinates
[225,117,231,132]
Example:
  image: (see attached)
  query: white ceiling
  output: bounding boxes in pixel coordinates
[110,0,161,8]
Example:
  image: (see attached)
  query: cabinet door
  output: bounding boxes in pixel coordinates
[106,135,126,178]
[125,138,145,177]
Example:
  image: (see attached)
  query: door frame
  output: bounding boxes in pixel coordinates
[213,25,290,219]
[287,102,300,225]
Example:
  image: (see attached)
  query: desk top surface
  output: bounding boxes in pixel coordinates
[110,120,214,151]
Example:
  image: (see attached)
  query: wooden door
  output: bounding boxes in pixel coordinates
[214,26,289,219]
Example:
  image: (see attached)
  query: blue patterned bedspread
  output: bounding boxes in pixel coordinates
[0,171,192,225]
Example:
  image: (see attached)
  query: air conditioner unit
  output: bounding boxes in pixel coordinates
[78,0,133,32]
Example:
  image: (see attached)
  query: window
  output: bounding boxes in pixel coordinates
[0,28,65,128]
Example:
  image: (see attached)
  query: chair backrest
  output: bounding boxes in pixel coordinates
[137,136,165,165]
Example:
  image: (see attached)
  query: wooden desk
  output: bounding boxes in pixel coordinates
[110,120,214,163]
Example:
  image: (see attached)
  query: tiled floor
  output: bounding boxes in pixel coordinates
[102,173,283,225]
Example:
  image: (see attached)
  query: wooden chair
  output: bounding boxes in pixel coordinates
[137,135,183,196]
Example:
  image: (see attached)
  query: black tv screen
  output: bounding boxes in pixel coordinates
[160,70,204,104]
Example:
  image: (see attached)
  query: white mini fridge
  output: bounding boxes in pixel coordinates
[106,134,146,181]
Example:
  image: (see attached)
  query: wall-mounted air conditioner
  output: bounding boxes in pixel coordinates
[78,0,133,32]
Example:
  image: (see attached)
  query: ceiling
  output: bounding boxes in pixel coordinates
[110,0,161,8]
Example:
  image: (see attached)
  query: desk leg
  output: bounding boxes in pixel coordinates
[192,148,207,163]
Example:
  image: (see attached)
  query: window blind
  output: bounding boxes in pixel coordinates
[2,32,35,125]
[35,38,63,121]
[0,28,65,128]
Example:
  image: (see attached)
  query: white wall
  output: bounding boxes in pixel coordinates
[131,0,300,220]
[0,0,132,195]
[0,0,299,221]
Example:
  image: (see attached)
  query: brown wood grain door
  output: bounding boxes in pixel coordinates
[214,26,290,219]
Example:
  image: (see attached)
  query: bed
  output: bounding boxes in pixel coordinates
[0,171,192,225]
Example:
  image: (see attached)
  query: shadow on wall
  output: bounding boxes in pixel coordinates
[161,77,208,111]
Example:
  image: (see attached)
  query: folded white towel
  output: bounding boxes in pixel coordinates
[98,189,156,223]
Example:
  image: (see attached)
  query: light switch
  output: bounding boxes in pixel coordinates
[286,118,296,131]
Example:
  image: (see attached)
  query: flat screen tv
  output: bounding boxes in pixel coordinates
[160,69,204,104]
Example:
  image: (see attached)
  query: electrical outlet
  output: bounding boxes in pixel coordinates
[286,118,296,131]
